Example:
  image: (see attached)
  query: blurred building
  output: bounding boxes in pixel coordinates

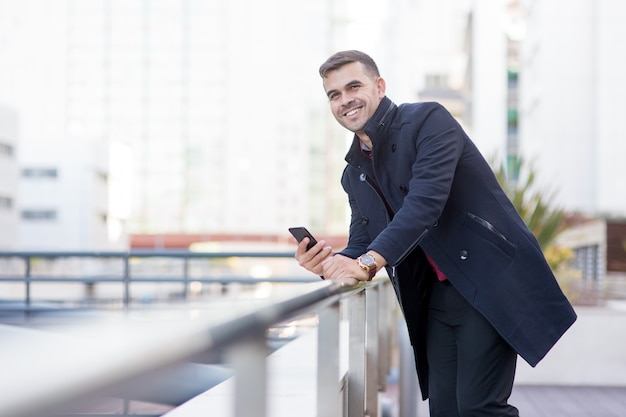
[402,0,516,162]
[0,105,19,249]
[63,1,333,237]
[557,218,626,283]
[0,1,331,247]
[0,0,474,248]
[18,139,131,250]
[4,0,622,253]
[461,1,510,158]
[519,0,626,217]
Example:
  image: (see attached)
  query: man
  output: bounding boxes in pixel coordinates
[295,50,576,416]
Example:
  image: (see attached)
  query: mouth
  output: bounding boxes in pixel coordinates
[343,106,362,117]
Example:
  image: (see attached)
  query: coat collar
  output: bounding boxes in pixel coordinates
[345,96,396,165]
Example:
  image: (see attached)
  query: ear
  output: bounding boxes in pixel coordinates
[376,77,386,98]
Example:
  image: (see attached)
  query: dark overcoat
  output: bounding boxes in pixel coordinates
[338,97,577,399]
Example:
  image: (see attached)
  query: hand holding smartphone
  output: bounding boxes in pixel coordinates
[288,227,318,251]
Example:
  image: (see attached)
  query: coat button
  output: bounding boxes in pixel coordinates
[359,173,366,182]
[391,144,397,152]
[399,185,408,194]
[361,217,369,225]
[460,250,469,260]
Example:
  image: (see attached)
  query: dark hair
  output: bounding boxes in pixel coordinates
[319,50,380,79]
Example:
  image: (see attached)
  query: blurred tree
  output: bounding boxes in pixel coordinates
[492,155,570,270]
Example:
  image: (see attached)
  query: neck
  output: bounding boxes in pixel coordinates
[358,134,373,149]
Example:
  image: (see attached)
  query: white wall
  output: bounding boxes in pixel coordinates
[516,305,626,386]
[18,140,130,250]
[468,0,509,158]
[594,1,626,216]
[519,0,626,216]
[0,105,19,249]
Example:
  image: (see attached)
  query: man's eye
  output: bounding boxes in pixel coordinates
[329,93,339,100]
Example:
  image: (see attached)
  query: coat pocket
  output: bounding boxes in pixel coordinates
[464,212,516,258]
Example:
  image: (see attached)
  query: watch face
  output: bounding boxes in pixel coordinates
[359,253,375,266]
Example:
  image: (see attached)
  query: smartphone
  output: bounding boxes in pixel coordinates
[288,227,318,251]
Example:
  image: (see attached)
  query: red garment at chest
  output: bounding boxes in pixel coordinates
[425,253,447,281]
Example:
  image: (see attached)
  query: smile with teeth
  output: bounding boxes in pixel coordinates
[345,106,361,117]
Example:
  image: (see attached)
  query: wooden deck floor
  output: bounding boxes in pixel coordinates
[68,384,626,417]
[511,385,626,417]
[395,384,626,417]
[410,385,626,416]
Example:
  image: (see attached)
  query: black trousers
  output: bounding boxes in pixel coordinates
[426,279,519,417]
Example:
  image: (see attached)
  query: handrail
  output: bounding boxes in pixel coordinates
[0,277,399,417]
[0,249,296,258]
[0,250,319,314]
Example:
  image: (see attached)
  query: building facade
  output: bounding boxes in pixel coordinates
[519,0,626,217]
[18,139,131,250]
[5,0,622,254]
[0,0,340,248]
[0,105,19,249]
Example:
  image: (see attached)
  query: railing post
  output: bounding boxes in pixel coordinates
[228,330,268,417]
[378,281,391,392]
[182,256,190,300]
[317,299,341,417]
[24,256,31,310]
[123,254,130,311]
[399,317,419,417]
[366,284,380,417]
[348,289,366,417]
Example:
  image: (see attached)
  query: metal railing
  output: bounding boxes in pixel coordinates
[0,250,319,315]
[0,250,418,417]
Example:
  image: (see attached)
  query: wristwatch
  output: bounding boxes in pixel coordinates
[357,253,377,280]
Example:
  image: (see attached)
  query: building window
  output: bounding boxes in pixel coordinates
[424,74,448,89]
[21,209,57,221]
[22,168,58,178]
[96,171,109,183]
[507,69,519,89]
[0,141,13,157]
[506,155,521,182]
[574,245,600,281]
[507,109,518,129]
[0,195,12,210]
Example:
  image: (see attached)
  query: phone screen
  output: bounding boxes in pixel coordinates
[288,227,318,251]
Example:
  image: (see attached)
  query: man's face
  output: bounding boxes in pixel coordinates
[323,62,386,137]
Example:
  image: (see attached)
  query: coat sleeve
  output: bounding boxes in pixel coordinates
[337,167,370,259]
[369,103,467,266]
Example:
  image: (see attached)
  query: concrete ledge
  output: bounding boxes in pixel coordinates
[515,305,626,386]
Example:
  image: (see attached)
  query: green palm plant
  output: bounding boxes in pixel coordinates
[493,155,566,250]
[493,155,585,303]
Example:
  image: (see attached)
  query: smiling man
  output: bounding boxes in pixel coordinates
[294,50,576,417]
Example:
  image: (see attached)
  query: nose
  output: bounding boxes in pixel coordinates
[341,92,355,107]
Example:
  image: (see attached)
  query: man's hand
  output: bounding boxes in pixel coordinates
[294,238,333,276]
[321,254,370,282]
[321,251,387,285]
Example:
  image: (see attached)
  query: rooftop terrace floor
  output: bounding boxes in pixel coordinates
[397,384,626,417]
